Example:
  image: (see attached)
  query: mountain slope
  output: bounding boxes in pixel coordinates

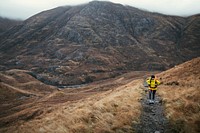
[0,1,199,86]
[0,69,146,133]
[0,17,22,34]
[157,57,200,133]
[177,15,200,59]
[0,58,199,133]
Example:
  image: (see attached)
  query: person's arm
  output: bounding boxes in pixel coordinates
[146,79,150,87]
[156,79,161,85]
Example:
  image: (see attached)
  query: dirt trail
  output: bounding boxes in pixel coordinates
[134,85,173,133]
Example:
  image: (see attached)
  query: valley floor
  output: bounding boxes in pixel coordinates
[0,57,200,133]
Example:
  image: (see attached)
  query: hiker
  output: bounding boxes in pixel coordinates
[146,75,161,103]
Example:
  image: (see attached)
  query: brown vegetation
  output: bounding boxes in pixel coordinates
[0,17,22,33]
[157,57,200,133]
[1,2,199,86]
[0,57,199,132]
[0,70,148,133]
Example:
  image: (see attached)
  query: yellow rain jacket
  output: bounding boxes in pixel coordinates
[146,78,160,90]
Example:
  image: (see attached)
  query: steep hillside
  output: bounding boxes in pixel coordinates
[0,17,22,34]
[178,15,200,59]
[157,57,200,133]
[0,1,199,86]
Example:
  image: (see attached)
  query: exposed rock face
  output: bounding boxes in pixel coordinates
[0,1,200,85]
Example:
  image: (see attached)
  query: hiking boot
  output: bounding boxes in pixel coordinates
[149,100,153,104]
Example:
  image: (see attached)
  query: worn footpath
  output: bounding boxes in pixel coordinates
[134,86,175,133]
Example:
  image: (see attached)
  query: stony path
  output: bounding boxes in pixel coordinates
[134,90,173,133]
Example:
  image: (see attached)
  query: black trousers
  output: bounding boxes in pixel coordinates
[149,90,157,100]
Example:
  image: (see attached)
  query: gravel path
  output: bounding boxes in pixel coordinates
[134,90,173,133]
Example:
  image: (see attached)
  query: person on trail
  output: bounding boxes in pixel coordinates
[146,75,161,103]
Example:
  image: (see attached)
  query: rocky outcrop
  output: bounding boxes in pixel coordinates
[0,1,200,85]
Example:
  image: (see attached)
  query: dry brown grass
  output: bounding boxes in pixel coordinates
[157,57,200,133]
[3,60,199,133]
[0,69,56,95]
[1,79,143,133]
[0,69,57,131]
